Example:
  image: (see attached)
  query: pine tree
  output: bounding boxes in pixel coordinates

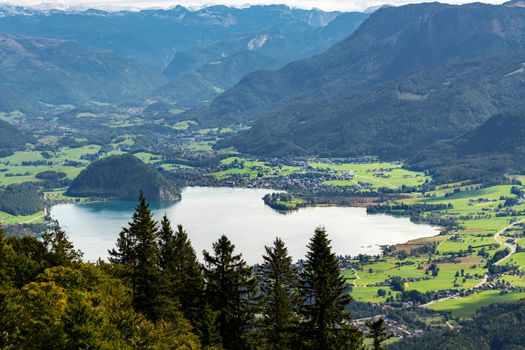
[108,227,135,266]
[158,216,209,338]
[42,226,83,266]
[259,237,301,350]
[158,215,176,271]
[299,227,362,350]
[108,191,162,320]
[366,317,392,350]
[203,235,257,350]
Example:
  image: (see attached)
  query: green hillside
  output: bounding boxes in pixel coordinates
[411,110,525,182]
[0,119,33,152]
[66,154,179,201]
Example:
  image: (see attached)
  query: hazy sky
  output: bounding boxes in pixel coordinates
[5,0,505,12]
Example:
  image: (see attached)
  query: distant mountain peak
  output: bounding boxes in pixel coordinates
[363,4,393,13]
[504,0,525,7]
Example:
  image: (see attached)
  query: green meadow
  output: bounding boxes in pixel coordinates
[428,290,525,318]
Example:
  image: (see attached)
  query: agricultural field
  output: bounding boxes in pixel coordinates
[0,145,101,184]
[348,256,486,303]
[427,290,525,318]
[311,161,430,190]
[211,157,301,180]
[0,210,46,225]
[0,143,127,223]
[346,180,525,318]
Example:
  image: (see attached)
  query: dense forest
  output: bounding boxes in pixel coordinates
[390,301,525,350]
[0,192,394,350]
[0,120,34,155]
[66,155,180,201]
[0,184,44,216]
[410,109,525,182]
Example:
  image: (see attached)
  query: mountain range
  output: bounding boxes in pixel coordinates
[178,2,525,161]
[0,4,366,111]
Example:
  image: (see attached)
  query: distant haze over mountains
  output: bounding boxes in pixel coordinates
[0,4,366,109]
[4,0,506,12]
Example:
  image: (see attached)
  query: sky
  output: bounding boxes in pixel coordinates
[4,0,506,12]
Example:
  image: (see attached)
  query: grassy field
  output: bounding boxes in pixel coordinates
[0,210,45,224]
[345,179,525,316]
[0,147,102,185]
[428,290,525,318]
[311,161,430,190]
[347,256,486,303]
[172,120,197,130]
[211,157,300,180]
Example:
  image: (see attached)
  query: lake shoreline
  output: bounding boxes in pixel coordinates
[50,186,440,264]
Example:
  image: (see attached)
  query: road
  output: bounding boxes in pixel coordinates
[493,219,522,265]
[421,219,523,308]
[23,208,47,224]
[351,268,361,287]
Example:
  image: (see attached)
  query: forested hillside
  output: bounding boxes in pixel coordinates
[0,184,44,216]
[0,33,155,111]
[390,302,525,350]
[0,120,34,153]
[219,55,525,157]
[411,110,525,182]
[184,3,525,158]
[66,154,179,201]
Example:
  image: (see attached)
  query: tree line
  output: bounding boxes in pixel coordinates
[0,192,391,349]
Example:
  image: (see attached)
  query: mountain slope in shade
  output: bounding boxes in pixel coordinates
[0,33,156,110]
[193,2,525,157]
[0,119,34,152]
[219,54,525,158]
[410,109,525,181]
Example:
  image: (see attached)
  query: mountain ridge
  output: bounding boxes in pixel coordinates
[0,4,366,110]
[186,2,525,157]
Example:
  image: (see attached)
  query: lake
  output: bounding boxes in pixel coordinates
[50,186,439,264]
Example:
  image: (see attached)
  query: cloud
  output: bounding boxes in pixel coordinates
[5,0,505,12]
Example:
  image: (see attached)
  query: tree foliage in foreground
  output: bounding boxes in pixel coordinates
[0,193,399,350]
[203,235,257,350]
[259,237,301,350]
[300,227,363,350]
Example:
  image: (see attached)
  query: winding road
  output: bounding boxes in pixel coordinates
[493,219,522,265]
[421,219,523,308]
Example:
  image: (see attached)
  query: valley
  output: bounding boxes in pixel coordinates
[2,109,525,333]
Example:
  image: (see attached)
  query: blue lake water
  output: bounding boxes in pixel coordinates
[50,186,439,263]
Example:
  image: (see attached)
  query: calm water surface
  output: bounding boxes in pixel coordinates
[50,187,439,263]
